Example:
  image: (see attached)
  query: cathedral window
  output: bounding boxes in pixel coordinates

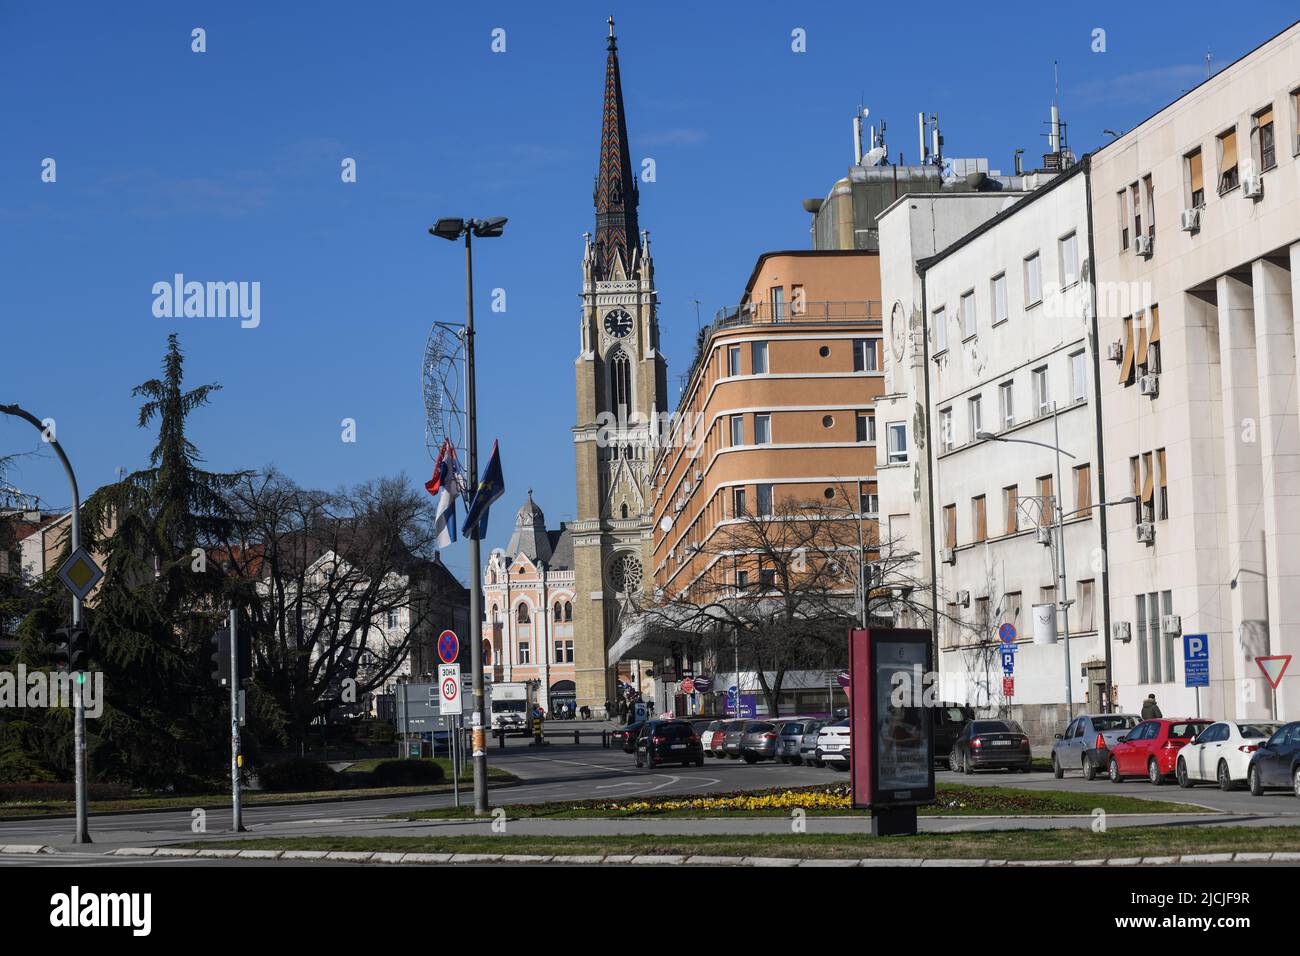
[516,603,530,624]
[610,349,631,413]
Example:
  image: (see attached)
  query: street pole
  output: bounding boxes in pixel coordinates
[464,230,490,815]
[1,403,90,843]
[229,607,244,832]
[1052,403,1074,717]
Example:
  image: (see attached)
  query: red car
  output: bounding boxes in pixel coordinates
[1108,718,1212,785]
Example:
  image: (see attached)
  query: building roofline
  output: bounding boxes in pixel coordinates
[740,249,878,300]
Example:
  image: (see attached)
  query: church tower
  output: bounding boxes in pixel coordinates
[572,19,667,717]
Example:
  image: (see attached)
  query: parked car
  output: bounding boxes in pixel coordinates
[724,719,766,759]
[949,720,1032,773]
[799,720,826,767]
[815,718,851,770]
[738,721,781,763]
[611,720,646,754]
[1176,720,1281,790]
[777,718,820,764]
[634,719,705,768]
[1051,713,1140,779]
[700,719,728,756]
[933,704,975,767]
[1246,721,1300,797]
[1107,718,1211,784]
[709,719,740,758]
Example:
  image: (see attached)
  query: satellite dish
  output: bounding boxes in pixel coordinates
[658,515,674,533]
[861,106,870,119]
[862,145,887,167]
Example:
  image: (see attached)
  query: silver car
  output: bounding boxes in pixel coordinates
[1051,713,1140,779]
[777,718,819,763]
[799,721,825,766]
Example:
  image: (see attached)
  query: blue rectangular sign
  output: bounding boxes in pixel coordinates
[1183,633,1210,688]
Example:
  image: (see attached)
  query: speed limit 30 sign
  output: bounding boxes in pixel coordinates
[438,663,463,715]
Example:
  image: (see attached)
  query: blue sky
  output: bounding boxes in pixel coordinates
[2,2,1294,581]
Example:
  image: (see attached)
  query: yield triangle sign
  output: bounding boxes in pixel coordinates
[1256,655,1292,690]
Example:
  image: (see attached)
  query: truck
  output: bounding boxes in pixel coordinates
[488,681,532,733]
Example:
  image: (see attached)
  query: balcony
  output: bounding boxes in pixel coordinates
[711,299,882,328]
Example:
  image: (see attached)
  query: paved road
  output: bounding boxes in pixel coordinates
[3,738,1297,852]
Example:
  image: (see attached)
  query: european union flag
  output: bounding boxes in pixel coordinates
[461,440,505,540]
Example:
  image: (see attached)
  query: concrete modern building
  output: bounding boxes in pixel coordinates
[570,22,668,718]
[1088,20,1300,722]
[617,249,882,715]
[482,492,578,713]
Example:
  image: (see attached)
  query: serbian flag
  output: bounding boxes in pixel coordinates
[462,440,504,541]
[425,440,465,550]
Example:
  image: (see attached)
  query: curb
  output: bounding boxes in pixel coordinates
[100,847,1292,866]
[0,844,55,854]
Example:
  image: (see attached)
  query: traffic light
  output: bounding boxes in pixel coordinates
[209,627,251,686]
[52,626,89,671]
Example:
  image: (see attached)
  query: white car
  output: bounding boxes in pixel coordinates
[815,719,851,770]
[1176,720,1282,790]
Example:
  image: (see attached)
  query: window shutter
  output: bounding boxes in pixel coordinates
[1120,317,1136,382]
[1142,453,1155,504]
[1189,152,1204,194]
[1149,304,1160,344]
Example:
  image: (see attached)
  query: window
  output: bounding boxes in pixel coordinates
[1004,591,1022,626]
[1059,232,1079,286]
[1217,126,1239,193]
[727,346,741,377]
[611,349,631,412]
[961,291,977,339]
[860,484,878,514]
[943,504,957,549]
[939,407,954,452]
[756,483,773,516]
[736,570,749,590]
[516,603,530,624]
[751,340,768,374]
[932,306,947,353]
[972,495,987,543]
[853,338,878,372]
[1147,305,1162,373]
[975,596,991,636]
[1141,451,1156,523]
[518,641,531,665]
[729,415,744,447]
[770,286,786,322]
[1120,315,1137,387]
[999,381,1014,429]
[1130,455,1142,523]
[1252,105,1276,172]
[968,394,983,439]
[1037,475,1053,523]
[1142,176,1154,236]
[1130,182,1142,239]
[386,609,400,629]
[759,568,776,589]
[554,641,565,663]
[1033,366,1050,417]
[1070,350,1087,403]
[1003,485,1019,535]
[1118,189,1130,250]
[1185,148,1205,208]
[754,413,771,444]
[554,602,563,622]
[991,273,1008,325]
[1024,252,1042,306]
[1074,463,1092,518]
[1077,579,1095,632]
[856,412,875,443]
[1157,447,1168,520]
[1293,88,1300,156]
[564,601,572,621]
[733,487,747,516]
[887,423,907,463]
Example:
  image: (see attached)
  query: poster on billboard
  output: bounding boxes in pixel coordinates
[849,627,935,819]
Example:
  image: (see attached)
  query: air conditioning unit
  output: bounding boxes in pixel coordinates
[1036,526,1052,546]
[1107,340,1125,362]
[1242,173,1263,199]
[1180,207,1201,232]
[1138,374,1160,397]
[1112,621,1132,644]
[1161,614,1182,635]
[1134,234,1154,258]
[956,590,971,607]
[941,548,956,565]
[1136,521,1156,544]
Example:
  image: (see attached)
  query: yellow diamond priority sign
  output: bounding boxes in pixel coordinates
[57,546,104,601]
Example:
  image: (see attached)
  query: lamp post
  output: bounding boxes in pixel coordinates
[429,216,506,816]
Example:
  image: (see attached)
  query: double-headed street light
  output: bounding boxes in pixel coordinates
[429,215,506,816]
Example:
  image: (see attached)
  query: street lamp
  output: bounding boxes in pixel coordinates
[429,215,507,816]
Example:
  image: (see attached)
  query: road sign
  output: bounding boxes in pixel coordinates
[437,630,460,665]
[1256,655,1292,690]
[1002,677,1015,697]
[998,623,1017,644]
[438,663,463,715]
[1000,649,1016,674]
[680,677,695,694]
[693,675,712,692]
[1183,633,1210,688]
[56,546,103,602]
[726,685,737,699]
[836,671,851,688]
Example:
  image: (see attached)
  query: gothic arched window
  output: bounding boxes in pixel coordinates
[564,601,573,621]
[554,602,563,622]
[516,603,530,624]
[610,349,631,413]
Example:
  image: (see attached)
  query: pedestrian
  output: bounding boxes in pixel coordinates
[1141,693,1162,719]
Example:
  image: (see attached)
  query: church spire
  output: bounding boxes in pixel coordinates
[593,16,639,281]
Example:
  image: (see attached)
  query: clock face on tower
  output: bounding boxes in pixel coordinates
[603,308,633,339]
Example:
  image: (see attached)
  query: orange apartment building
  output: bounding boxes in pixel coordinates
[613,250,884,714]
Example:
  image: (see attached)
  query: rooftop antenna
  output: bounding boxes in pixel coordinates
[853,103,866,165]
[1205,48,1212,78]
[1049,61,1061,154]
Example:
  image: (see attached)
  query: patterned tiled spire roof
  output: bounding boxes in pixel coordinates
[593,16,639,281]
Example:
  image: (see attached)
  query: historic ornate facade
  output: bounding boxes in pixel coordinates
[571,21,667,716]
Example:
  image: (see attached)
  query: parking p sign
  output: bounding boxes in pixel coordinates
[1183,633,1209,688]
